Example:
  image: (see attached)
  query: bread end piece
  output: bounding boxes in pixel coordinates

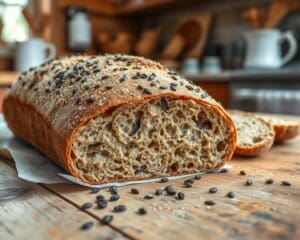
[229,110,275,157]
[258,114,300,143]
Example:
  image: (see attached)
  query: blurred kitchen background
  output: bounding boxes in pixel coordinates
[0,0,300,114]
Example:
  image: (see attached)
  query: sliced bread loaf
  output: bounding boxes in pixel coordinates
[3,54,237,184]
[258,114,300,143]
[229,110,275,157]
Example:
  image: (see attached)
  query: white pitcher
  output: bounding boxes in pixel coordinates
[243,29,297,69]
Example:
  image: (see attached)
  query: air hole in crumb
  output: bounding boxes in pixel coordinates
[202,120,213,130]
[217,141,226,152]
[101,150,110,157]
[166,125,176,137]
[201,139,209,147]
[116,166,124,172]
[170,162,179,172]
[70,151,76,160]
[214,127,220,134]
[187,162,194,168]
[174,148,184,157]
[190,150,197,156]
[148,141,159,151]
[176,111,185,119]
[105,122,112,131]
[114,159,121,164]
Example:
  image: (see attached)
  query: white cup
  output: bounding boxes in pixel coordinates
[243,29,297,69]
[182,58,200,75]
[15,38,56,72]
[202,56,222,74]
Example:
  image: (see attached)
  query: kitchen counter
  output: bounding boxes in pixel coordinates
[1,114,300,240]
[185,64,300,82]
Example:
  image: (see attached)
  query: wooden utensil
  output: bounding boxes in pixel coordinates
[135,27,161,57]
[243,7,265,29]
[22,7,36,37]
[160,12,212,60]
[181,12,212,58]
[160,33,185,59]
[264,0,300,28]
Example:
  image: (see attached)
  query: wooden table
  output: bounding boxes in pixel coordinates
[0,137,299,240]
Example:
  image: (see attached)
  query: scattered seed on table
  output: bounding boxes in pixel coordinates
[227,192,235,198]
[144,194,154,200]
[160,176,169,183]
[194,174,202,180]
[246,179,253,186]
[90,187,100,194]
[81,202,93,210]
[80,221,93,230]
[184,179,194,184]
[220,168,228,173]
[265,179,274,184]
[101,215,113,224]
[239,170,246,175]
[177,192,185,200]
[131,188,139,194]
[109,186,118,195]
[209,187,218,194]
[282,181,291,186]
[204,200,216,206]
[97,200,107,209]
[184,181,193,188]
[138,208,147,215]
[155,188,163,196]
[114,205,127,213]
[110,194,120,201]
[96,195,105,201]
[165,185,176,195]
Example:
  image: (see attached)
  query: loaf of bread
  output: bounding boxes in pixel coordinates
[3,54,236,184]
[229,110,275,157]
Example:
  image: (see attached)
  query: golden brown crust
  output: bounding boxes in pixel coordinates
[229,110,275,157]
[3,54,236,184]
[273,124,300,143]
[256,113,300,143]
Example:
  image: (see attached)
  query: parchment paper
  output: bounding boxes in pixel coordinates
[0,114,231,188]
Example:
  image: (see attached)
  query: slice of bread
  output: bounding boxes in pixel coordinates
[258,114,300,143]
[229,110,275,157]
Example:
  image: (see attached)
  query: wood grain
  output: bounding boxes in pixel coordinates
[44,136,300,240]
[0,161,129,240]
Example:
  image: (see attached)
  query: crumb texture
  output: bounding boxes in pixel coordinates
[71,97,231,182]
[231,112,273,146]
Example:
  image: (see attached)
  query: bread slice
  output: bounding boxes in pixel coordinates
[229,110,275,157]
[258,114,300,143]
[3,54,237,184]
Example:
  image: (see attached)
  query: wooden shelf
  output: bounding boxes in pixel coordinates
[58,0,180,16]
[114,0,176,15]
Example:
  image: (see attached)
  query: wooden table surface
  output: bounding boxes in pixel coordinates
[1,136,299,240]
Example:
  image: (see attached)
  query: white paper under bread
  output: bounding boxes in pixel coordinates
[0,114,231,188]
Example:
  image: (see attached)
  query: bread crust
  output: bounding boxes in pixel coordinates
[229,110,275,157]
[3,55,237,184]
[273,124,300,143]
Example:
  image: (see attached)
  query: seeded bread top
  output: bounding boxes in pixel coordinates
[6,54,223,140]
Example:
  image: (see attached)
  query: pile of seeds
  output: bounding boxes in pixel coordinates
[80,170,293,231]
